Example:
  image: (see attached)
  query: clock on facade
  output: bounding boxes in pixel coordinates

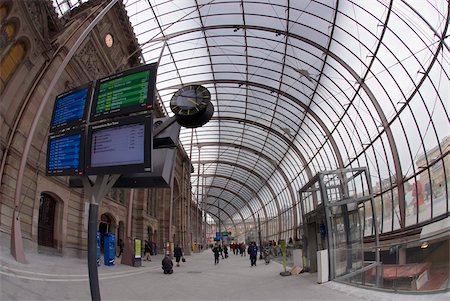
[105,33,113,47]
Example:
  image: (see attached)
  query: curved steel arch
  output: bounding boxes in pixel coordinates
[155,11,414,235]
[232,22,405,227]
[192,159,283,239]
[196,141,300,230]
[193,161,278,208]
[200,184,256,226]
[206,202,239,235]
[201,174,269,232]
[166,77,344,168]
[203,193,251,234]
[152,23,409,176]
[213,116,313,178]
[193,155,280,210]
[209,115,316,234]
[206,210,238,239]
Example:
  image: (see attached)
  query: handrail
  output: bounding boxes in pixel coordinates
[334,261,381,281]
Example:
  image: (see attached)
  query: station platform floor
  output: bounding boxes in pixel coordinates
[1,245,449,301]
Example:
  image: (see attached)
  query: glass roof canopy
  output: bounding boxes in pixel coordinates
[55,0,449,236]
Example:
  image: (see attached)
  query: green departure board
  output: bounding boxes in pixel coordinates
[94,70,150,115]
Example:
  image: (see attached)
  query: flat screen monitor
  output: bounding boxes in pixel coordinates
[46,128,85,176]
[90,63,157,121]
[69,147,176,188]
[50,83,92,132]
[85,114,152,175]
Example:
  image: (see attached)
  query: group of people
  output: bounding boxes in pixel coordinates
[115,239,184,275]
[211,242,260,267]
[230,242,247,256]
[212,244,228,264]
[161,240,271,273]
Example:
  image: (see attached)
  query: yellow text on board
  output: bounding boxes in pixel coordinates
[135,239,141,258]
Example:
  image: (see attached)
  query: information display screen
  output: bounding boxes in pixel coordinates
[46,128,85,176]
[90,63,157,121]
[50,83,91,132]
[86,114,152,175]
[91,123,144,167]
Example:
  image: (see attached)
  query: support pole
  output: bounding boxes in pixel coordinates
[258,214,263,260]
[365,169,381,287]
[168,166,175,257]
[202,163,206,250]
[121,189,134,266]
[87,204,100,301]
[82,174,120,301]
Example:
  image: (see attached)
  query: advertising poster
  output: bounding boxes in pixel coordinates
[280,239,287,271]
[135,239,141,258]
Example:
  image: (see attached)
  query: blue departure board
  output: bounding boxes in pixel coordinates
[50,84,91,132]
[46,129,85,176]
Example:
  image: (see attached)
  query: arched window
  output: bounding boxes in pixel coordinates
[0,41,26,88]
[38,193,57,248]
[0,22,15,50]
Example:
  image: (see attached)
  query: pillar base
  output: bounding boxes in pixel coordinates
[10,209,27,264]
[120,238,134,266]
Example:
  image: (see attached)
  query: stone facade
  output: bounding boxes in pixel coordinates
[0,0,202,260]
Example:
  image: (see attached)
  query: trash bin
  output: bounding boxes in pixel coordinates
[96,231,101,266]
[317,249,328,283]
[104,233,115,266]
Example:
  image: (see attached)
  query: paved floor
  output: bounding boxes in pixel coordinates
[0,245,449,301]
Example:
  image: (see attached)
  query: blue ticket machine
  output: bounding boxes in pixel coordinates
[96,231,101,266]
[104,233,115,266]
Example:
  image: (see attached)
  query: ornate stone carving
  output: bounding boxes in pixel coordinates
[64,80,75,90]
[23,58,34,71]
[23,0,46,41]
[75,41,106,79]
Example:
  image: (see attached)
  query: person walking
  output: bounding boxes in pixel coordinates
[248,242,258,266]
[212,244,220,264]
[152,241,157,255]
[240,243,246,256]
[117,238,124,258]
[174,244,183,267]
[219,245,224,259]
[224,245,229,258]
[144,240,152,261]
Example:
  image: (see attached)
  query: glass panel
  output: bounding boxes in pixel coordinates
[417,169,431,223]
[200,2,242,26]
[392,187,401,231]
[328,202,364,278]
[430,159,446,218]
[363,200,374,237]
